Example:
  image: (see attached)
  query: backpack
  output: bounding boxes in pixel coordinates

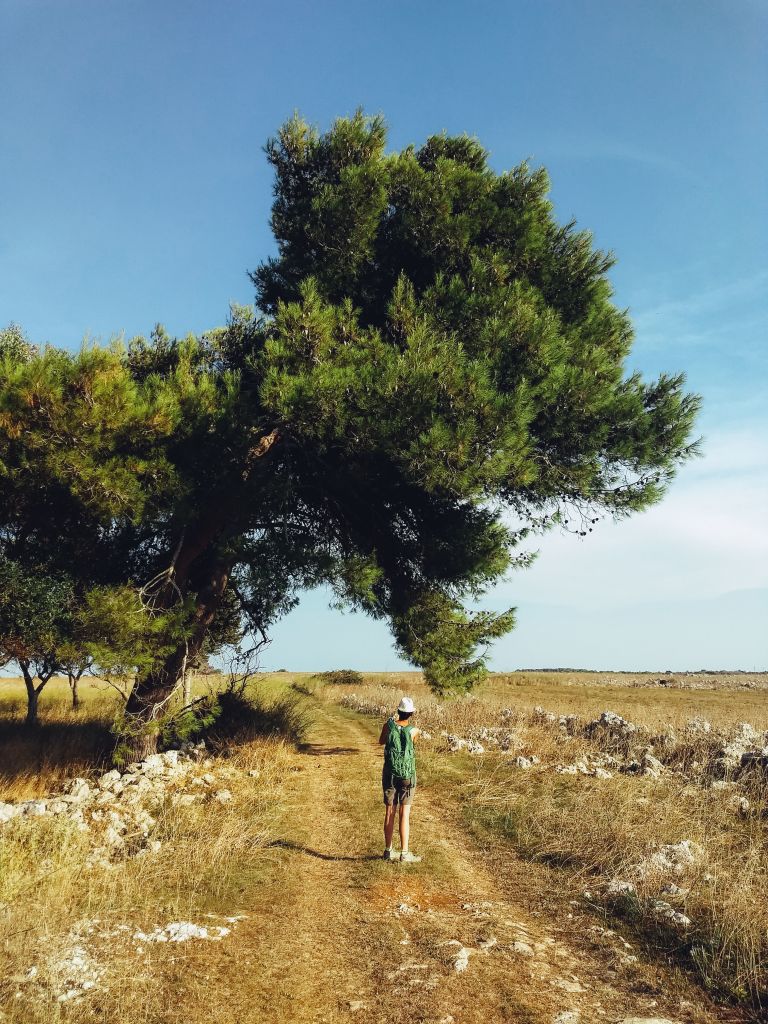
[385,718,416,781]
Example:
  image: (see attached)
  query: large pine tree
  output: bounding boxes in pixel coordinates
[0,114,699,758]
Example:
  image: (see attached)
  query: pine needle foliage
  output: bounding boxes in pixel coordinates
[0,112,701,734]
[247,111,700,691]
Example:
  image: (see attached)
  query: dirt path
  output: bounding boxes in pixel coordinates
[190,703,744,1024]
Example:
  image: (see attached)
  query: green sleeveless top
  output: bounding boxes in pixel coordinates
[384,719,416,780]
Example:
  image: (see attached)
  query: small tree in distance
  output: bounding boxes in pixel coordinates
[0,559,73,724]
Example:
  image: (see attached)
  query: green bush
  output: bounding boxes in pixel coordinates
[313,669,364,686]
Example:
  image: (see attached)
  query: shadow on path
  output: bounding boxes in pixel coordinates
[297,743,360,756]
[268,839,380,863]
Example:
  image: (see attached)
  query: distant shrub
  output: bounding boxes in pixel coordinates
[313,669,364,686]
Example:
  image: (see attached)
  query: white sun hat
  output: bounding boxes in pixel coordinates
[397,696,415,713]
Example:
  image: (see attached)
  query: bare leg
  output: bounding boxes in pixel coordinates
[384,804,396,849]
[399,802,411,852]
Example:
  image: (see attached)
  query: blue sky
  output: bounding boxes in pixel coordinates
[2,0,766,670]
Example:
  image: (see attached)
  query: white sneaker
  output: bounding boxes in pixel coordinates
[399,850,422,863]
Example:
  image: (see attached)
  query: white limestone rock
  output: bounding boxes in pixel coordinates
[134,921,230,943]
[172,793,200,807]
[606,879,637,899]
[65,778,92,802]
[660,882,688,898]
[634,839,702,880]
[651,900,692,928]
[728,794,751,814]
[21,800,48,817]
[443,939,472,972]
[0,802,21,823]
[619,1019,681,1024]
[586,710,638,738]
[98,770,122,790]
[685,717,712,735]
[510,939,535,956]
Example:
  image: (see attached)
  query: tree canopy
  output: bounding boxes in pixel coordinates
[0,113,700,752]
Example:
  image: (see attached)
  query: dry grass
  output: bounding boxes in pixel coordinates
[334,671,768,1010]
[0,676,302,1022]
[0,673,308,797]
[0,738,293,1021]
[3,668,767,1017]
[486,672,768,732]
[461,765,768,1002]
[329,669,768,732]
[0,680,119,800]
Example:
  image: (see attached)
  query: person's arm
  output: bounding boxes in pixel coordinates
[411,727,420,743]
[378,719,391,745]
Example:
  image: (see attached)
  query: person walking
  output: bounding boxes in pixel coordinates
[379,696,422,863]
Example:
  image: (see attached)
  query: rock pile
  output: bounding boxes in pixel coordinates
[712,722,768,777]
[583,711,643,752]
[632,839,703,881]
[532,707,581,734]
[133,919,238,943]
[339,693,392,717]
[440,727,518,754]
[0,740,238,867]
[599,839,703,932]
[511,754,541,770]
[338,691,768,799]
[620,749,666,779]
[3,737,249,1008]
[555,753,618,779]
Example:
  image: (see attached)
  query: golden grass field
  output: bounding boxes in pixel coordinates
[1,670,767,1022]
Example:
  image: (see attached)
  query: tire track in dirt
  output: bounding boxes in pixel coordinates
[229,706,385,1023]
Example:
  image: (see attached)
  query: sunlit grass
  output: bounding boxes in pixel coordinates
[333,670,768,1007]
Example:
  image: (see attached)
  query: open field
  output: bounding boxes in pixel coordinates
[351,671,768,732]
[332,672,768,1013]
[1,671,767,1022]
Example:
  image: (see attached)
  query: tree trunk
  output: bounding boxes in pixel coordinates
[69,672,81,710]
[115,429,280,763]
[120,554,230,761]
[182,669,192,706]
[21,664,39,726]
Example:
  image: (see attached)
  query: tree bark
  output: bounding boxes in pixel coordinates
[120,550,231,761]
[20,663,39,726]
[182,669,192,706]
[116,428,280,763]
[69,672,81,710]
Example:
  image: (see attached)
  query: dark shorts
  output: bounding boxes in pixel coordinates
[382,765,416,806]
